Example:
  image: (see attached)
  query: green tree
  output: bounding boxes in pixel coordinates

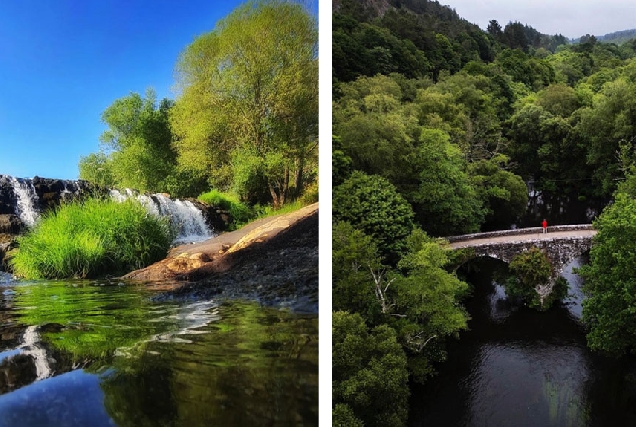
[78,152,115,188]
[79,89,181,194]
[409,129,485,236]
[332,223,471,380]
[505,247,552,308]
[391,229,470,379]
[579,192,636,354]
[171,0,318,207]
[333,172,414,263]
[468,155,528,230]
[332,221,393,325]
[333,311,409,427]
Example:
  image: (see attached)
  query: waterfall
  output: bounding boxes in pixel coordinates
[110,189,213,244]
[9,177,39,227]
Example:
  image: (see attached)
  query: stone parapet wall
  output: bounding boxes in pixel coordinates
[446,224,594,243]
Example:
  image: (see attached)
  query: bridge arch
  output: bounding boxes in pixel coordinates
[447,225,595,305]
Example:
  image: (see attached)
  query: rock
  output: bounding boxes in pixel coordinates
[188,252,210,262]
[0,234,18,271]
[0,215,22,234]
[166,253,208,272]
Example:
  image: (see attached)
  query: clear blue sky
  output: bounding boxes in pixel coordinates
[0,0,318,180]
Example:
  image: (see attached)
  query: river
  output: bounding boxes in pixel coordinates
[409,256,636,426]
[0,272,318,426]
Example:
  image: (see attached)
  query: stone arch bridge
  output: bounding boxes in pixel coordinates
[446,225,596,304]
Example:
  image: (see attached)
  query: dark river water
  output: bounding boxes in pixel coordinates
[0,273,318,427]
[409,257,636,427]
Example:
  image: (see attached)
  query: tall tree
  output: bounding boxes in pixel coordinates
[171,0,318,207]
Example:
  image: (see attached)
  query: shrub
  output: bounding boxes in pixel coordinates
[505,247,552,308]
[10,198,175,279]
[197,189,254,228]
[298,180,318,205]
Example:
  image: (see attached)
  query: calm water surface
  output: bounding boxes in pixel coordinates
[410,257,636,427]
[0,272,318,426]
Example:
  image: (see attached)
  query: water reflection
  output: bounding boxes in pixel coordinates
[0,279,318,427]
[410,256,636,426]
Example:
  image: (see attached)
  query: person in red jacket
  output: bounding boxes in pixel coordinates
[542,219,548,234]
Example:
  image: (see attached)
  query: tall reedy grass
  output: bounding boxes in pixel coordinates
[9,198,175,279]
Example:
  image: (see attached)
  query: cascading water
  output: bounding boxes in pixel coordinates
[9,177,39,227]
[110,189,213,244]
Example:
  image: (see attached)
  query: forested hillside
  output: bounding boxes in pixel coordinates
[332,1,636,425]
[572,29,636,45]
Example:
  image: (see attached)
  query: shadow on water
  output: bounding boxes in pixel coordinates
[0,277,318,427]
[409,257,636,427]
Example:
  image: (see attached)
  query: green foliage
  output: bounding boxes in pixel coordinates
[172,0,318,207]
[333,172,414,262]
[505,247,552,308]
[495,49,555,90]
[197,189,253,228]
[332,223,470,380]
[578,192,636,354]
[332,135,352,187]
[10,198,174,279]
[79,89,181,194]
[332,222,385,324]
[78,152,115,188]
[333,311,409,427]
[409,128,485,236]
[393,228,470,379]
[468,155,528,229]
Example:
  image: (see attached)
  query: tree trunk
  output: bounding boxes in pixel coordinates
[294,156,304,200]
[268,182,281,209]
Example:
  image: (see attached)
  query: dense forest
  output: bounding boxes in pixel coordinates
[332,0,636,425]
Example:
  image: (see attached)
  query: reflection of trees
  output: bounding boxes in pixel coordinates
[101,302,318,427]
[3,283,318,425]
[12,282,163,363]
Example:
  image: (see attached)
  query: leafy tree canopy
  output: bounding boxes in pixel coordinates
[171,0,318,206]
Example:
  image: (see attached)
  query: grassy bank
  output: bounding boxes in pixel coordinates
[198,186,318,230]
[10,198,175,279]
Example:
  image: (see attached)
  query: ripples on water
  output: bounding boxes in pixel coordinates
[410,256,636,427]
[0,276,318,427]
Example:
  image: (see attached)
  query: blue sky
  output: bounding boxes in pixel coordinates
[0,0,318,180]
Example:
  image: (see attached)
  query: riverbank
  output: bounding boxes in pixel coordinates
[124,202,319,312]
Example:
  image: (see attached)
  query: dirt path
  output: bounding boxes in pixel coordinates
[449,229,597,249]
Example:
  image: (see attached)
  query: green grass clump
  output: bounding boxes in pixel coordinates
[197,189,254,228]
[10,198,175,279]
